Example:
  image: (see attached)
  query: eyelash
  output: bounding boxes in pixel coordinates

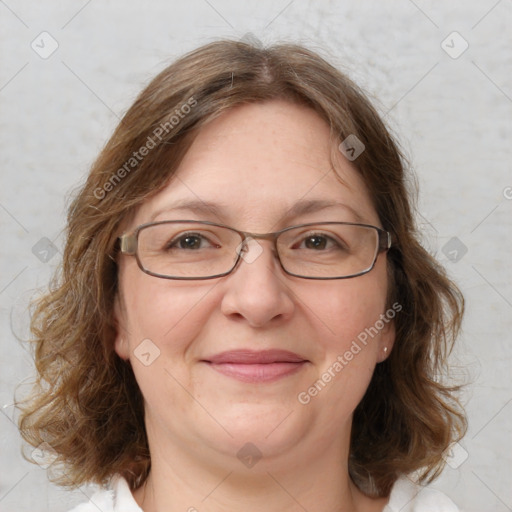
[166,231,346,251]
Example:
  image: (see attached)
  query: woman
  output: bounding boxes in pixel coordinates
[18,39,466,511]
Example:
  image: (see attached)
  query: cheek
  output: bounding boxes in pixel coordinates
[298,273,389,419]
[119,272,217,413]
[312,260,390,403]
[307,262,389,351]
[119,265,219,362]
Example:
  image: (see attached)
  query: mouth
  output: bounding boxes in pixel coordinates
[202,349,309,383]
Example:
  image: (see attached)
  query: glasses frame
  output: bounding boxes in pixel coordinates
[118,220,392,280]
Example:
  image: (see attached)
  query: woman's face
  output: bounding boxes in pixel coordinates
[115,99,394,470]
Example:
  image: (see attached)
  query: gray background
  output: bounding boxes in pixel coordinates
[1,1,511,511]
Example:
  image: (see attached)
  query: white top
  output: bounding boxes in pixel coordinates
[69,474,459,512]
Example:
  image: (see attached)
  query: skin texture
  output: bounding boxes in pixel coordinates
[114,100,395,512]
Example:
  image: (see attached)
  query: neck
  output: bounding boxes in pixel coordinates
[132,429,386,512]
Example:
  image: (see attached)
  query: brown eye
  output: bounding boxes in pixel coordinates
[293,232,347,252]
[166,232,219,250]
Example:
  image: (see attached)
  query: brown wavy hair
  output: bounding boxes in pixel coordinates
[17,39,466,498]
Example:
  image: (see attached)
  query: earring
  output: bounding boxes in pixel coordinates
[383,347,388,354]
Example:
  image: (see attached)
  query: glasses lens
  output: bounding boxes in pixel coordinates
[137,222,241,278]
[136,222,380,279]
[278,223,379,278]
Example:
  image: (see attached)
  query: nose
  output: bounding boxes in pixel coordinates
[220,238,295,327]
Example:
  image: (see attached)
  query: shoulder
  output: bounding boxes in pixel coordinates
[384,476,459,512]
[67,475,142,512]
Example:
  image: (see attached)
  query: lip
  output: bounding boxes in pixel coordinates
[203,349,308,383]
[206,349,306,364]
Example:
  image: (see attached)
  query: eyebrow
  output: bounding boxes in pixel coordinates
[149,198,366,224]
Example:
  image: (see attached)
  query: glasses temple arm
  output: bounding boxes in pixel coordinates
[119,234,137,255]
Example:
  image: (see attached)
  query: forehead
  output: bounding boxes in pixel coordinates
[133,100,379,229]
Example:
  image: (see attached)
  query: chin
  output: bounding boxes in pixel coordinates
[204,402,308,455]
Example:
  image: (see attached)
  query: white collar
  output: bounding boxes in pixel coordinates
[105,474,458,512]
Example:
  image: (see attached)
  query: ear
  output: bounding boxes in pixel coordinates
[376,316,396,363]
[113,294,130,361]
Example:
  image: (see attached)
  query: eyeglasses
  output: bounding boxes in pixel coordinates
[118,220,392,280]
